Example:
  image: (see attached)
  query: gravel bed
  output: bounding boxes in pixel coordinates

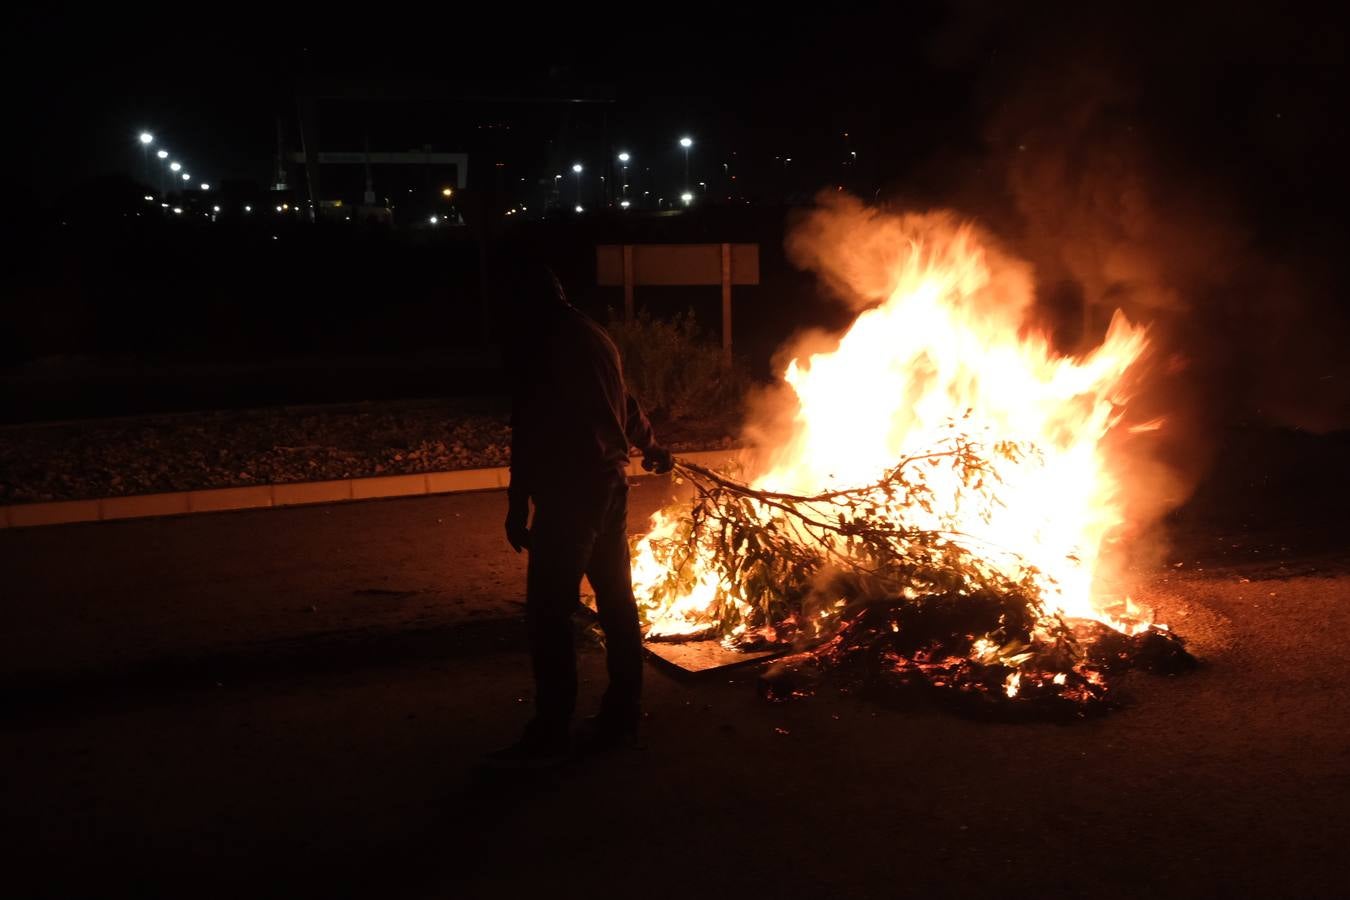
[0,400,735,504]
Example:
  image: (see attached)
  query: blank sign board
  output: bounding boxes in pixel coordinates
[596,243,760,287]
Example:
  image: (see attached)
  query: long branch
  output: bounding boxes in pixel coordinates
[674,453,970,506]
[674,457,1001,551]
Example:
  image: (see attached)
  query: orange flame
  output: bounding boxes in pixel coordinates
[634,203,1157,642]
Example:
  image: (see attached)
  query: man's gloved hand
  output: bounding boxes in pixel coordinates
[642,445,674,475]
[505,499,530,553]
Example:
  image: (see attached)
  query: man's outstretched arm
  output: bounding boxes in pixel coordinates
[624,391,673,474]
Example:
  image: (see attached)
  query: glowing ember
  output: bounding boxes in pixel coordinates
[630,199,1191,712]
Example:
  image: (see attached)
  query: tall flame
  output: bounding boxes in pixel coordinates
[634,203,1155,641]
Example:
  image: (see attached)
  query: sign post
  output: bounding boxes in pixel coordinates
[720,243,733,366]
[597,242,760,365]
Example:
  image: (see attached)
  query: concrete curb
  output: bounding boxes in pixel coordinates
[0,449,741,530]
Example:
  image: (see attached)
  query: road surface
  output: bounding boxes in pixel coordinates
[3,434,1349,898]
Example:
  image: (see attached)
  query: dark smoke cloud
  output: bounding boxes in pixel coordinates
[925,2,1350,434]
[763,5,1345,576]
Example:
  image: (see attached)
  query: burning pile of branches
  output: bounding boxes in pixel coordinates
[628,200,1198,718]
[636,435,1192,718]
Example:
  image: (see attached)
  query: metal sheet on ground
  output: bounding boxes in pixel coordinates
[643,639,783,674]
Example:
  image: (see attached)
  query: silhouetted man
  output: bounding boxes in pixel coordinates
[488,261,672,767]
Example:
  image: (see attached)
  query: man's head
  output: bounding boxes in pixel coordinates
[499,256,571,347]
[506,259,568,315]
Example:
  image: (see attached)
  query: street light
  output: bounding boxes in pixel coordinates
[617,151,630,197]
[572,163,583,206]
[679,136,693,189]
[138,132,154,184]
[681,191,693,206]
[574,204,584,214]
[199,183,210,191]
[154,149,170,193]
[181,172,191,181]
[169,162,181,172]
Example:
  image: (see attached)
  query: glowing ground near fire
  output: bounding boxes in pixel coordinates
[630,200,1195,715]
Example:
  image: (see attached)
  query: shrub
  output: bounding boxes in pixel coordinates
[607,308,744,428]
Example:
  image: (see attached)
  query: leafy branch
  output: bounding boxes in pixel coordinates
[637,430,1062,652]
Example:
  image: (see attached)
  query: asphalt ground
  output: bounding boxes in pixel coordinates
[3,429,1349,899]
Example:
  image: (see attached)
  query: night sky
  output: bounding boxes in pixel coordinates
[13,5,1340,210]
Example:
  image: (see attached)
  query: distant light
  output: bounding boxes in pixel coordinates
[156,149,169,160]
[172,207,183,214]
[244,205,252,212]
[441,187,453,197]
[572,163,583,173]
[181,173,191,181]
[680,137,693,148]
[618,152,630,162]
[574,204,583,213]
[680,192,693,204]
[282,203,289,211]
[276,205,283,212]
[139,132,154,145]
[161,203,169,208]
[199,183,210,191]
[169,162,182,172]
[212,205,221,212]
[429,215,439,225]
[143,195,154,201]
[620,200,631,209]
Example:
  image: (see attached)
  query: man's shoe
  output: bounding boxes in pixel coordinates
[576,713,640,754]
[482,722,571,769]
